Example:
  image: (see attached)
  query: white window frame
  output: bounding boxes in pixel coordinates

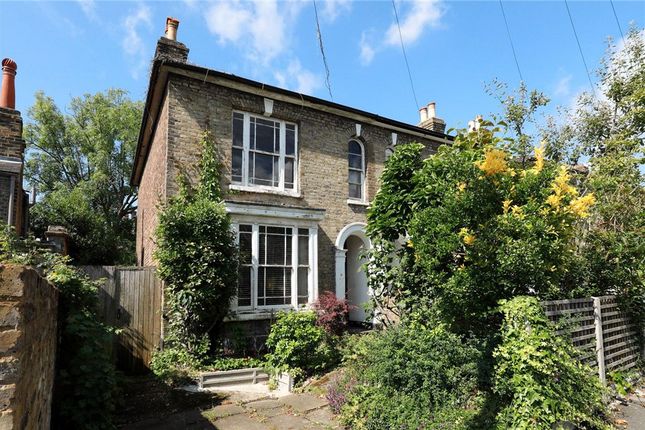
[348,139,366,203]
[230,111,298,195]
[230,218,318,317]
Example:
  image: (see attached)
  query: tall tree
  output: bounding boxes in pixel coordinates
[25,89,143,264]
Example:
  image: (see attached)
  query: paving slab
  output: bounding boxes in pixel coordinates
[201,404,244,420]
[245,399,283,410]
[279,393,328,413]
[305,407,339,428]
[212,414,271,430]
[265,413,319,430]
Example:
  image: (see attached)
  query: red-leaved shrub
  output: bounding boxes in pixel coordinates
[313,291,352,336]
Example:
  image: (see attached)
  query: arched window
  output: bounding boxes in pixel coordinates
[348,140,365,201]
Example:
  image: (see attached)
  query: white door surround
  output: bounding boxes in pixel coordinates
[334,222,371,301]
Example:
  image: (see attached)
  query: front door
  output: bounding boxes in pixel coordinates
[345,235,369,323]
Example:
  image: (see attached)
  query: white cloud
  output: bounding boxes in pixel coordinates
[204,0,304,64]
[359,31,376,66]
[321,0,351,22]
[385,0,444,46]
[274,60,321,95]
[554,74,572,98]
[76,0,97,20]
[122,5,152,79]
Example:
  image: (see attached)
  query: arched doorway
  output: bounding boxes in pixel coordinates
[335,223,371,323]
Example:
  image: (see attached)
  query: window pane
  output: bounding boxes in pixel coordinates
[255,120,276,153]
[266,233,286,265]
[298,234,309,265]
[273,156,280,187]
[298,267,308,305]
[349,170,362,185]
[285,158,294,189]
[251,153,274,186]
[232,148,243,182]
[349,141,362,155]
[349,153,362,169]
[286,125,295,155]
[275,128,281,153]
[233,114,244,148]
[239,231,252,263]
[349,183,362,199]
[238,266,251,307]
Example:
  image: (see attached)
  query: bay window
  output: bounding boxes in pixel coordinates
[234,222,316,311]
[232,112,297,192]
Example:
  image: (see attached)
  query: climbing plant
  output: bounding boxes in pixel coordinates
[154,132,238,358]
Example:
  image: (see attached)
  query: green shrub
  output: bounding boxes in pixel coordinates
[205,356,264,371]
[493,296,611,430]
[150,347,201,387]
[338,325,483,429]
[265,311,337,380]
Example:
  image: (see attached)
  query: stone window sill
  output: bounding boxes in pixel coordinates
[229,184,302,198]
[225,305,311,322]
[347,199,369,207]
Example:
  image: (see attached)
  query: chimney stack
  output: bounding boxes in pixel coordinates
[0,58,17,110]
[418,101,446,134]
[154,17,189,63]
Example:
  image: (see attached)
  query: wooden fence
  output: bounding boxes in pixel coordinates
[541,295,642,384]
[79,266,163,373]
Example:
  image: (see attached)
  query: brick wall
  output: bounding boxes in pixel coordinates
[0,109,24,160]
[0,107,26,235]
[136,94,169,266]
[0,265,58,430]
[155,75,440,292]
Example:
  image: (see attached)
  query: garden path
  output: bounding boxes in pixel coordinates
[120,391,339,430]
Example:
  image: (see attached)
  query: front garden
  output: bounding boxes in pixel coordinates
[149,29,643,429]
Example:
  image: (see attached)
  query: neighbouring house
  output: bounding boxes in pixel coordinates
[0,58,28,236]
[132,18,452,338]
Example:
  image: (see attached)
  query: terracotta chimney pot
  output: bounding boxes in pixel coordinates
[165,17,179,41]
[0,58,17,110]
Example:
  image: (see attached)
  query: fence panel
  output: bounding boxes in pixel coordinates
[79,266,163,373]
[541,295,642,384]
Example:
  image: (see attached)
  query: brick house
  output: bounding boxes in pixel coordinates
[0,58,28,236]
[132,19,452,327]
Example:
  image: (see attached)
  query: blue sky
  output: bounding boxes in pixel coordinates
[0,1,642,131]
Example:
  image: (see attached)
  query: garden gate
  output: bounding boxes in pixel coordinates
[79,266,163,373]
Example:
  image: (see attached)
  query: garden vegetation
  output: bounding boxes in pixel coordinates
[0,229,119,429]
[332,28,643,429]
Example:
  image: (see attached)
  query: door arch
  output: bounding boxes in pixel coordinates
[335,222,371,322]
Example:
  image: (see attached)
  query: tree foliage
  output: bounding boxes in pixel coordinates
[540,27,645,329]
[24,89,142,264]
[154,132,238,358]
[366,125,595,333]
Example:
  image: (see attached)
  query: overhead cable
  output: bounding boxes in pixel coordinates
[564,0,597,97]
[313,0,333,100]
[392,0,420,110]
[499,0,524,83]
[609,0,625,39]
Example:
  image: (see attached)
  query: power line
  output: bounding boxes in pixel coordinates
[312,0,333,100]
[609,0,625,39]
[499,0,524,83]
[564,0,596,97]
[391,0,419,110]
